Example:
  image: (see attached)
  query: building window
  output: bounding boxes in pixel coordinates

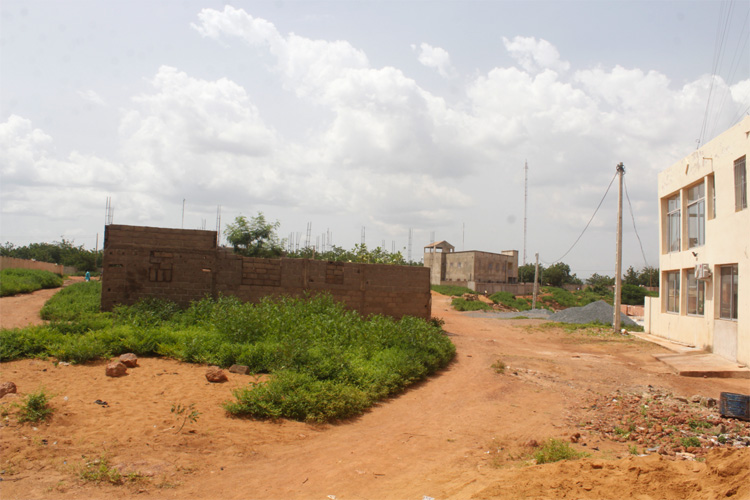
[708,174,716,219]
[736,156,747,211]
[719,264,738,320]
[666,271,680,313]
[687,182,705,248]
[686,272,704,316]
[667,194,681,252]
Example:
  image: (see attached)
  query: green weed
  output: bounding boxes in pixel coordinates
[491,360,506,374]
[680,436,701,448]
[430,285,477,296]
[171,403,201,433]
[533,438,588,464]
[17,388,54,423]
[79,455,123,484]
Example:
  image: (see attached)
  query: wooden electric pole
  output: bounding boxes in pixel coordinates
[613,163,625,332]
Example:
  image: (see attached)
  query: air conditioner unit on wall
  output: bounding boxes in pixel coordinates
[695,263,712,280]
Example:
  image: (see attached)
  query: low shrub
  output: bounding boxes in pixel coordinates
[0,268,63,297]
[533,438,588,464]
[451,298,492,312]
[17,388,54,423]
[489,291,531,311]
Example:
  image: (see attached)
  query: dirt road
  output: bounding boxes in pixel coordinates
[1,291,748,499]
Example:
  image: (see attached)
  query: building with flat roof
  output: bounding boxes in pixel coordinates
[424,241,518,293]
[645,116,749,367]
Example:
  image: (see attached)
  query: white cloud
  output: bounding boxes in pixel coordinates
[77,90,105,106]
[502,36,570,74]
[413,42,456,78]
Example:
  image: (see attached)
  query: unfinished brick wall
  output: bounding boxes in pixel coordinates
[101,225,431,319]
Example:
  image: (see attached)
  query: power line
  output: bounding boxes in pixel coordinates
[547,170,618,264]
[623,177,650,268]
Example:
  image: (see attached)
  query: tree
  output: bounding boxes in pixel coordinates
[586,273,614,287]
[518,263,543,284]
[638,266,659,287]
[224,213,284,258]
[542,262,576,287]
[621,283,648,305]
[623,266,640,285]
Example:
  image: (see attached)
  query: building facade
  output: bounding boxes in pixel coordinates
[645,116,749,367]
[424,241,519,293]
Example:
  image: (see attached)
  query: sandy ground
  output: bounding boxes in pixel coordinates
[1,289,749,500]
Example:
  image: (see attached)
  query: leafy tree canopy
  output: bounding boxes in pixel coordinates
[1,239,100,272]
[542,262,581,287]
[224,213,284,258]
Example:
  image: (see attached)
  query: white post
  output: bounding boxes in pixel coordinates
[613,163,625,332]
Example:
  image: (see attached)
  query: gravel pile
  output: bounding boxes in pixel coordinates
[464,308,553,319]
[548,300,638,327]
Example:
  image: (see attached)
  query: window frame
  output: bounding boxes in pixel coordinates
[735,156,747,212]
[719,264,738,320]
[666,271,680,314]
[686,271,705,316]
[687,182,705,248]
[666,194,681,253]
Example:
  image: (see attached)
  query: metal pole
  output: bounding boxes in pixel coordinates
[613,163,625,332]
[532,252,539,309]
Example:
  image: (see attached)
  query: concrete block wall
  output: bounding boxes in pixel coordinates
[101,225,430,319]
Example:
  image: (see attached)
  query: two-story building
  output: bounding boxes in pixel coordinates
[645,116,749,367]
[424,241,519,294]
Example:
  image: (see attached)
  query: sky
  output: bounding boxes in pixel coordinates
[1,0,748,278]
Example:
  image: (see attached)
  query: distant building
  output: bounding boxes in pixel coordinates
[424,241,518,293]
[645,116,749,367]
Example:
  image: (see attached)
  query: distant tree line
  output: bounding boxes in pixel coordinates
[1,239,102,273]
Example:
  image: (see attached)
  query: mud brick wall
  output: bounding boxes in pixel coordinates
[101,225,430,319]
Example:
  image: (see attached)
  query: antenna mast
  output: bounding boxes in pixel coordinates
[523,160,528,266]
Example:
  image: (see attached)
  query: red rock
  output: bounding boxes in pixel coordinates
[0,381,17,398]
[119,353,138,368]
[106,361,127,377]
[205,366,228,383]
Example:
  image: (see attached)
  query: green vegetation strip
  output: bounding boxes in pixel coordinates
[1,283,455,423]
[0,268,63,297]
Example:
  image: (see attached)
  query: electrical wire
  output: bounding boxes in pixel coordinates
[699,0,734,147]
[624,177,650,269]
[547,170,618,265]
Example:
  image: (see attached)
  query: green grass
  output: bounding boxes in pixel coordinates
[533,438,588,464]
[41,281,103,321]
[1,291,455,423]
[488,291,532,311]
[430,285,477,296]
[17,388,54,423]
[450,297,492,311]
[0,268,63,297]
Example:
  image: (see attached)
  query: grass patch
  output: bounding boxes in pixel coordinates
[451,298,492,312]
[41,281,103,321]
[533,438,588,464]
[0,268,63,297]
[2,291,455,423]
[17,388,54,423]
[431,285,477,297]
[491,360,506,374]
[679,436,701,448]
[488,291,531,311]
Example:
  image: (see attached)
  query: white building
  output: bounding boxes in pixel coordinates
[645,116,749,367]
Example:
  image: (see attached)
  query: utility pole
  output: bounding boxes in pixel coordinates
[613,163,625,332]
[532,252,540,309]
[523,160,528,266]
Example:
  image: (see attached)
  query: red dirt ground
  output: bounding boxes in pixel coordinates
[1,289,748,499]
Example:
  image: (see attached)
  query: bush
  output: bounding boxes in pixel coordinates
[41,281,103,321]
[489,291,531,311]
[451,298,492,312]
[0,268,63,297]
